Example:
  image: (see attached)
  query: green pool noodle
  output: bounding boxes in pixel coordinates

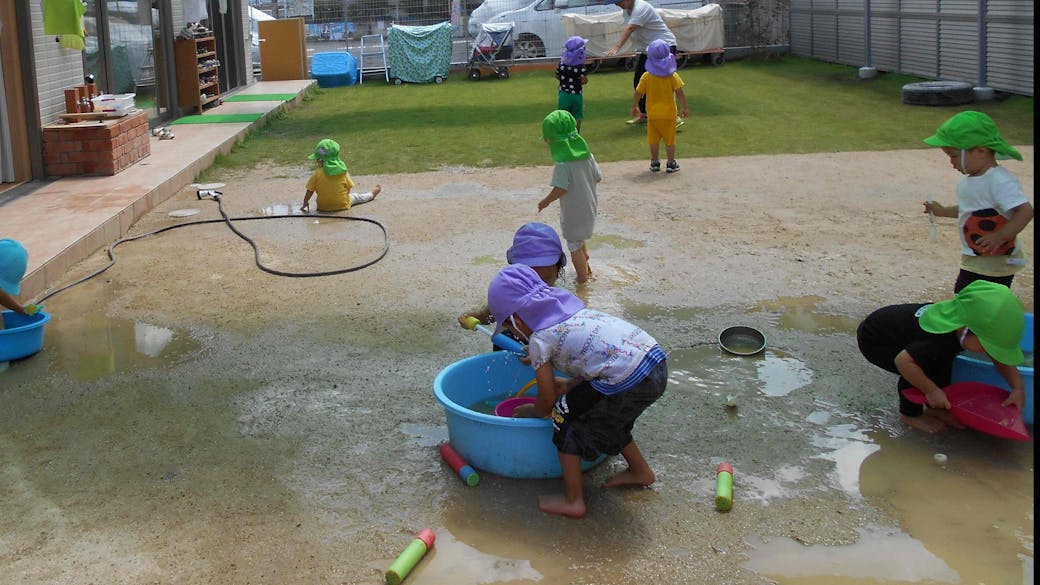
[715,462,733,512]
[385,529,435,585]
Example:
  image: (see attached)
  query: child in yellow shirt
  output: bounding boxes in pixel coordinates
[300,139,381,212]
[631,39,689,173]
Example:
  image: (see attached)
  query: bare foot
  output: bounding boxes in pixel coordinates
[900,410,963,434]
[603,467,655,488]
[371,184,382,199]
[538,493,586,518]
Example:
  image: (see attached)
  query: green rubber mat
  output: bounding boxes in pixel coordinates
[169,113,264,124]
[223,93,298,102]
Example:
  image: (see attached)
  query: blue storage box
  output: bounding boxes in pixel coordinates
[310,52,357,87]
[951,312,1034,424]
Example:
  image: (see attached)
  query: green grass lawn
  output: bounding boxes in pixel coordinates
[205,56,1034,176]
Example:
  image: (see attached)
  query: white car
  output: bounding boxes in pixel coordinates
[488,0,706,59]
[468,0,527,36]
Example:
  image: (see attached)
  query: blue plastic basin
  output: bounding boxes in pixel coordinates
[433,351,605,478]
[310,52,357,87]
[0,310,51,362]
[951,312,1034,424]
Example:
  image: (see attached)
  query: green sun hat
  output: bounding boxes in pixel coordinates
[541,110,591,163]
[307,138,348,176]
[919,280,1025,366]
[922,111,1023,161]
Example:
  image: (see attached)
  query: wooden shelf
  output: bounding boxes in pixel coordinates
[175,36,221,114]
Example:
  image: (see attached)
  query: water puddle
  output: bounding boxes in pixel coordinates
[44,315,202,381]
[471,255,500,266]
[752,295,861,335]
[744,526,960,582]
[373,528,542,584]
[589,233,646,250]
[667,346,814,399]
[258,203,306,216]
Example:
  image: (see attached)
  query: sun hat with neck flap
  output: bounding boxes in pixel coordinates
[488,264,585,332]
[918,280,1025,366]
[644,39,676,77]
[561,36,587,67]
[0,238,28,296]
[308,138,349,176]
[922,111,1023,161]
[541,110,590,163]
[506,222,567,269]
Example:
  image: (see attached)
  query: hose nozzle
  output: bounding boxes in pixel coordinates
[197,189,222,201]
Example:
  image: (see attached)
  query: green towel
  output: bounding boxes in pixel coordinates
[43,0,86,36]
[223,94,298,102]
[169,113,264,125]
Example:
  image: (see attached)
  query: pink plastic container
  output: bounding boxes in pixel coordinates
[494,397,537,417]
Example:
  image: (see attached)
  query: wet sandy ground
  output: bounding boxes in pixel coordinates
[0,149,1033,584]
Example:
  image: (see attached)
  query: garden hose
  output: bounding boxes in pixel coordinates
[36,191,389,304]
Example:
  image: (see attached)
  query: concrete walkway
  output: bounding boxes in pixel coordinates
[1,80,316,302]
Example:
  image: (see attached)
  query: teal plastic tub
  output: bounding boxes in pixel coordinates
[0,310,51,362]
[951,312,1034,424]
[433,351,605,478]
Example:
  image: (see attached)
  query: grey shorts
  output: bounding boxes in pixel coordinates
[551,360,668,460]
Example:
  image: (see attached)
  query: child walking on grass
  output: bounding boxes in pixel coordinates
[556,36,589,132]
[488,264,667,518]
[921,111,1033,292]
[537,110,601,284]
[631,39,689,173]
[300,139,381,213]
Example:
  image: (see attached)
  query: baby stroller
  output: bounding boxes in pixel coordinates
[467,22,514,80]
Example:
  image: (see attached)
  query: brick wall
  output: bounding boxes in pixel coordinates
[42,110,150,177]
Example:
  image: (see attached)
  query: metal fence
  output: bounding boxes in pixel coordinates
[249,0,789,72]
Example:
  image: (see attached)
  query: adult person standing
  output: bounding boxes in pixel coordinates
[605,0,681,126]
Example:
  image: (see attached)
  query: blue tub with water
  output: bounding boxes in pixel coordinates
[433,351,606,479]
[951,312,1034,424]
[1,310,51,362]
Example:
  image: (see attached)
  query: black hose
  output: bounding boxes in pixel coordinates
[37,193,389,304]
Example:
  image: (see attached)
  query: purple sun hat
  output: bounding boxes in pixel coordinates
[488,264,585,332]
[644,39,676,77]
[561,36,588,67]
[506,222,567,268]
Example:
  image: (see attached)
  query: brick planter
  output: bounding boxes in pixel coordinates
[43,109,150,177]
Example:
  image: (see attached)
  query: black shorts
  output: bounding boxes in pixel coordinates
[551,360,668,461]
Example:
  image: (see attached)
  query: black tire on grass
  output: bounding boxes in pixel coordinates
[902,81,974,106]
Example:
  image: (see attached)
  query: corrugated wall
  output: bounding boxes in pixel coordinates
[790,0,1033,96]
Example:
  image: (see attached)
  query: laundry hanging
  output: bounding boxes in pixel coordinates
[41,0,86,51]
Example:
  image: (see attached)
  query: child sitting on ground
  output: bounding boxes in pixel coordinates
[921,111,1033,292]
[856,280,1026,434]
[301,138,381,213]
[537,110,601,284]
[487,264,667,518]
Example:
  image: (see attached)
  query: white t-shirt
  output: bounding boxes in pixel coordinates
[956,165,1029,257]
[528,309,660,394]
[624,0,676,52]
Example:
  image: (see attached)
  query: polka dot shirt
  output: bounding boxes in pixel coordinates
[556,64,587,95]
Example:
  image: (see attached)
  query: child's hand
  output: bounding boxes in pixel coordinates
[631,106,641,117]
[923,387,951,410]
[1003,387,1026,411]
[512,403,542,418]
[974,232,1010,255]
[679,107,689,118]
[537,198,551,212]
[922,201,943,215]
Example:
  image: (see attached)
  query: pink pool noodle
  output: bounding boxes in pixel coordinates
[439,443,479,486]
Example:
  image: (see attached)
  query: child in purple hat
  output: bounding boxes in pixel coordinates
[457,223,568,346]
[631,39,689,173]
[487,264,668,518]
[556,36,589,132]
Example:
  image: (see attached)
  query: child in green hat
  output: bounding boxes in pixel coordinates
[856,280,1026,434]
[537,110,601,284]
[921,111,1034,292]
[300,138,382,213]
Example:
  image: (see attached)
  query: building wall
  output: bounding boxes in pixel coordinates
[31,1,86,126]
